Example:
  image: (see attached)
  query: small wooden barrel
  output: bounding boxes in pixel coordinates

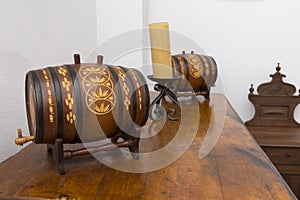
[25,64,150,144]
[171,52,218,93]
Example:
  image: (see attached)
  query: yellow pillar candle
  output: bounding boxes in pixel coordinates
[149,22,172,78]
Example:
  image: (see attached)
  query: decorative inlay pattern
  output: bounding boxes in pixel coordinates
[115,66,131,111]
[78,65,116,115]
[185,54,202,78]
[200,56,210,77]
[176,56,186,79]
[129,69,143,110]
[42,69,54,123]
[58,67,76,124]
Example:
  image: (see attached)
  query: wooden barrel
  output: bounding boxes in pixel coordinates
[25,64,150,144]
[171,53,218,92]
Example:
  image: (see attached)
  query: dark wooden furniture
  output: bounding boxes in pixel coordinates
[246,64,300,199]
[0,93,296,199]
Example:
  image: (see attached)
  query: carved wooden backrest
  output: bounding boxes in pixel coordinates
[246,63,300,128]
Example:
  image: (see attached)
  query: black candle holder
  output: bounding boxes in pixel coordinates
[147,75,181,121]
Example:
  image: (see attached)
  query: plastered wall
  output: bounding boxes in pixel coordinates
[0,0,97,162]
[99,0,300,123]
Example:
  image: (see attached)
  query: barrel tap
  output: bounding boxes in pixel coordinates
[15,129,35,146]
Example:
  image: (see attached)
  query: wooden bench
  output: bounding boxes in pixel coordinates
[246,63,300,199]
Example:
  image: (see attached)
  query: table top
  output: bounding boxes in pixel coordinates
[0,93,297,200]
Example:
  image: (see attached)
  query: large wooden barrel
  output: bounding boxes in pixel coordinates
[25,64,150,144]
[171,52,218,92]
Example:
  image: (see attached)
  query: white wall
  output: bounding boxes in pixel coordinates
[1,0,300,163]
[95,0,144,70]
[96,0,300,122]
[146,0,300,122]
[0,0,97,162]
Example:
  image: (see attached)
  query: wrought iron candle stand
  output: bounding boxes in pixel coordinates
[147,75,181,121]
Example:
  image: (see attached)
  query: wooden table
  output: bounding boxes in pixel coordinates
[0,94,297,199]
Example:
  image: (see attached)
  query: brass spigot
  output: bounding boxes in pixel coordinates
[15,129,35,146]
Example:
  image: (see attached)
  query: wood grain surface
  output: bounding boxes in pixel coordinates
[0,93,296,200]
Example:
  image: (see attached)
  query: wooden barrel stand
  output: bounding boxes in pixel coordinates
[47,127,140,175]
